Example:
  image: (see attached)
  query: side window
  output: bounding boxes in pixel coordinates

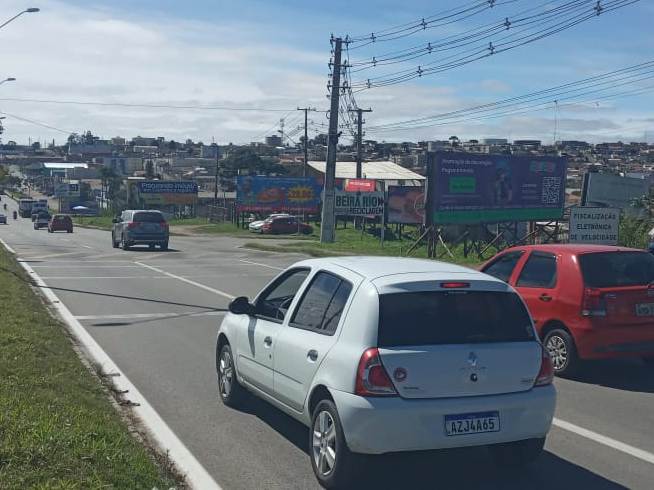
[256,268,310,322]
[516,253,557,289]
[483,251,524,283]
[290,272,353,335]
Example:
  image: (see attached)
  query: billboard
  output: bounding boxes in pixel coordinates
[387,186,425,224]
[54,182,80,198]
[569,207,619,245]
[581,172,649,217]
[334,191,384,216]
[133,181,198,206]
[236,176,321,213]
[344,179,376,192]
[430,152,566,224]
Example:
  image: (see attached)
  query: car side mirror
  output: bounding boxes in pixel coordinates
[229,296,254,315]
[112,217,121,223]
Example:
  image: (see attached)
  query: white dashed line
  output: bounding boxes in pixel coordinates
[239,258,284,271]
[135,262,236,300]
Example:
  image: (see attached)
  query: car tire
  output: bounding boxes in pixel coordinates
[160,241,169,251]
[111,233,119,248]
[67,229,72,233]
[216,343,246,407]
[310,399,362,489]
[544,328,578,377]
[489,437,545,468]
[121,235,130,251]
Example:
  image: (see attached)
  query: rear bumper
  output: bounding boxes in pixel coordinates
[574,324,654,359]
[331,385,556,455]
[125,233,168,244]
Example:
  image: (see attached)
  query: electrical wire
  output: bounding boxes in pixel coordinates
[0,110,72,134]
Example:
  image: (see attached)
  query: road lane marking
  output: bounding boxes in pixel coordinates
[40,276,172,280]
[553,418,654,465]
[22,251,85,260]
[0,238,16,254]
[239,258,284,271]
[2,240,222,489]
[30,265,141,268]
[81,245,94,249]
[76,311,225,320]
[135,262,236,300]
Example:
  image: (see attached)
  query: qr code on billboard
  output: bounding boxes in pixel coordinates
[541,177,561,204]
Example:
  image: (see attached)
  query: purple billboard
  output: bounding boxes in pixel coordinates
[430,152,566,224]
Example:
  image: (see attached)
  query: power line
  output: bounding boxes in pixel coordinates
[0,110,72,134]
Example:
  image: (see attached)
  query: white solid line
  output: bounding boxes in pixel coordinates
[30,265,141,269]
[553,418,654,465]
[40,276,172,280]
[239,258,284,271]
[135,262,236,300]
[24,251,84,260]
[0,237,16,254]
[1,242,221,490]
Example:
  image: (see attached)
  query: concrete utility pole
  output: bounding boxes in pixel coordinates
[297,107,316,177]
[349,108,372,179]
[214,145,220,206]
[320,37,343,244]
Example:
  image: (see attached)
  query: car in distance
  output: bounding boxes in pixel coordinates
[481,244,654,375]
[112,210,169,250]
[33,211,51,230]
[216,257,555,488]
[0,214,6,225]
[261,215,312,235]
[48,214,73,233]
[248,213,290,233]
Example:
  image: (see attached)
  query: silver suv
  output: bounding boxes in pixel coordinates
[112,210,169,250]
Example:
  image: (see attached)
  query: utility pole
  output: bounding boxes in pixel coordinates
[297,107,316,177]
[349,108,372,179]
[214,144,220,205]
[320,37,343,244]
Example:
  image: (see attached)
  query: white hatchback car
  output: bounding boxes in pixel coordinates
[216,257,556,488]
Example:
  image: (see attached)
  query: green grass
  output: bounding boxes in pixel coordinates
[0,248,181,489]
[244,225,482,266]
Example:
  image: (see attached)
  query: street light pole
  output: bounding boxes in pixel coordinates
[0,78,16,86]
[0,8,40,30]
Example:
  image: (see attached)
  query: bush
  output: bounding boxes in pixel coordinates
[619,216,650,249]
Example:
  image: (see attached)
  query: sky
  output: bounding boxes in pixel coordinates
[0,0,652,146]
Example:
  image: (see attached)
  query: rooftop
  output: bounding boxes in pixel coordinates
[43,162,89,169]
[307,161,425,181]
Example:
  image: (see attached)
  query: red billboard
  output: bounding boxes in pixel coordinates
[345,179,376,192]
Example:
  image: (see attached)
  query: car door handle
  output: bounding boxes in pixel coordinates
[307,350,319,362]
[263,336,272,347]
[539,294,553,302]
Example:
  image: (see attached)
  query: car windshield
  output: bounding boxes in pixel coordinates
[579,251,654,288]
[378,291,534,347]
[133,212,165,223]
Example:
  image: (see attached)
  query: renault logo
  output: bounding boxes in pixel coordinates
[468,352,478,368]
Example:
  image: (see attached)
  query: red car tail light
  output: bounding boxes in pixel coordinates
[355,348,397,397]
[581,288,607,317]
[161,222,169,231]
[534,347,554,387]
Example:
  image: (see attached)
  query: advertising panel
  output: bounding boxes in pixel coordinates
[236,176,321,213]
[54,182,80,198]
[344,179,376,192]
[334,191,384,216]
[387,186,425,224]
[569,207,619,245]
[135,181,198,206]
[430,152,566,224]
[581,172,649,217]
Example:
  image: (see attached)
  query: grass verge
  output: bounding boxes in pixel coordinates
[0,247,182,489]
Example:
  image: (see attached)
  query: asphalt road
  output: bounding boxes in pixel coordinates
[1,198,654,489]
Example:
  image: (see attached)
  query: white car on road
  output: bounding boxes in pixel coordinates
[216,257,556,488]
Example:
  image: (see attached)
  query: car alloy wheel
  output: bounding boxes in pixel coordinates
[218,348,234,399]
[312,410,337,478]
[546,334,567,371]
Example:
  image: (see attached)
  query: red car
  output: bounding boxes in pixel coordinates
[48,214,73,233]
[481,244,654,375]
[261,216,312,235]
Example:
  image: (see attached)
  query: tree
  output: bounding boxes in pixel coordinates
[168,140,178,151]
[222,147,286,177]
[449,136,460,147]
[145,160,155,179]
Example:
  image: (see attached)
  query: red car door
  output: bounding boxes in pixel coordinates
[512,251,559,330]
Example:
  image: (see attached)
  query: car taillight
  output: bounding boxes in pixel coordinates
[127,222,139,229]
[355,348,397,397]
[534,347,554,387]
[581,288,607,317]
[161,222,169,230]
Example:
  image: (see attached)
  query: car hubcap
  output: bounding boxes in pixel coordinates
[218,350,233,398]
[546,335,567,370]
[312,411,336,477]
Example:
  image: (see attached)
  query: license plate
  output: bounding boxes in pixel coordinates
[444,411,500,436]
[636,303,654,316]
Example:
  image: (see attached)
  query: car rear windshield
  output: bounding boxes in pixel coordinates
[579,252,654,288]
[378,291,534,347]
[133,212,165,223]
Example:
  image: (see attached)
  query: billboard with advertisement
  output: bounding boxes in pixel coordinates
[569,207,619,245]
[131,180,198,206]
[236,176,322,213]
[430,152,566,224]
[334,191,384,216]
[581,172,649,217]
[387,186,425,224]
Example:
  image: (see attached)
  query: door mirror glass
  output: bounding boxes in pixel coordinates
[112,217,121,223]
[229,296,254,315]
